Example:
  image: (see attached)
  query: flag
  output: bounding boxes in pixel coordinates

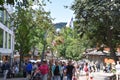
[66,17,74,29]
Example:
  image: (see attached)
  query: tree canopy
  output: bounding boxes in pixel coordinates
[12,0,54,67]
[71,0,120,61]
[52,27,88,60]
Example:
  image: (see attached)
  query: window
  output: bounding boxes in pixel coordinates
[0,10,3,22]
[8,34,11,49]
[5,31,7,48]
[0,28,3,48]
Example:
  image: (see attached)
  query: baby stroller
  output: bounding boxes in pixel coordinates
[31,70,41,80]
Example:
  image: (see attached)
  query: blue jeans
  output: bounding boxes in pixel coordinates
[41,73,48,80]
[67,74,72,80]
[53,75,61,80]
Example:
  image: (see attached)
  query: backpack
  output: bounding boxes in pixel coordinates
[84,66,88,72]
[54,66,60,75]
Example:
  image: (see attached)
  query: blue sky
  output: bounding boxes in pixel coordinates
[45,0,74,23]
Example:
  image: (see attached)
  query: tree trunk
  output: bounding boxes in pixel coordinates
[108,27,118,63]
[19,48,23,71]
[32,46,35,59]
[110,45,118,63]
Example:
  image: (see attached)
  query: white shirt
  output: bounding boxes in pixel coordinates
[115,64,120,73]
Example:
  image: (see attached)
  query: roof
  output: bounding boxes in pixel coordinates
[85,50,107,56]
[85,50,120,57]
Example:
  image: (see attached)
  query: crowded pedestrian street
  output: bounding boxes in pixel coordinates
[0,0,120,80]
[0,71,116,80]
[0,59,118,80]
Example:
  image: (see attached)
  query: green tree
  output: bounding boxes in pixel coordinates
[13,0,53,68]
[54,27,87,60]
[0,0,14,5]
[32,3,54,61]
[13,7,35,69]
[0,0,4,5]
[71,0,120,61]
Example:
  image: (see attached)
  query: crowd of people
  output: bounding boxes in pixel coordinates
[0,60,19,80]
[0,59,120,80]
[23,59,75,80]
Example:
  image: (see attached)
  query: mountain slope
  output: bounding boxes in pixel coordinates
[54,22,67,29]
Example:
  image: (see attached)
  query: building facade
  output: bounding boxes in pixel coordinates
[0,3,14,62]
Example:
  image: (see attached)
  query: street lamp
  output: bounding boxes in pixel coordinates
[56,28,60,33]
[10,26,15,66]
[41,27,53,62]
[41,27,61,62]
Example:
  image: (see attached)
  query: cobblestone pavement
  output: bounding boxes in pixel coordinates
[0,78,26,80]
[79,71,116,80]
[0,77,86,80]
[79,75,87,80]
[0,76,86,80]
[0,71,116,80]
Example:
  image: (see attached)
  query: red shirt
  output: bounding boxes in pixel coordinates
[39,64,49,75]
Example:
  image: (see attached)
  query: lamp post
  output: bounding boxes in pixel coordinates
[41,38,46,62]
[41,27,53,62]
[10,23,15,66]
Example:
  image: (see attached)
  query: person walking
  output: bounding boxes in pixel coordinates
[39,59,49,80]
[96,62,100,72]
[48,59,54,80]
[26,61,33,80]
[2,61,10,80]
[62,62,67,80]
[66,60,75,80]
[22,63,27,78]
[52,60,61,80]
[115,61,120,80]
[83,62,89,80]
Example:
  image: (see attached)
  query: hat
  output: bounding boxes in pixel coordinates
[43,59,47,62]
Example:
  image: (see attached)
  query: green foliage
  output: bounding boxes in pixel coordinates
[0,0,4,5]
[0,0,14,5]
[71,0,120,48]
[13,0,53,61]
[14,7,32,54]
[71,0,120,61]
[54,28,87,60]
[6,0,14,5]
